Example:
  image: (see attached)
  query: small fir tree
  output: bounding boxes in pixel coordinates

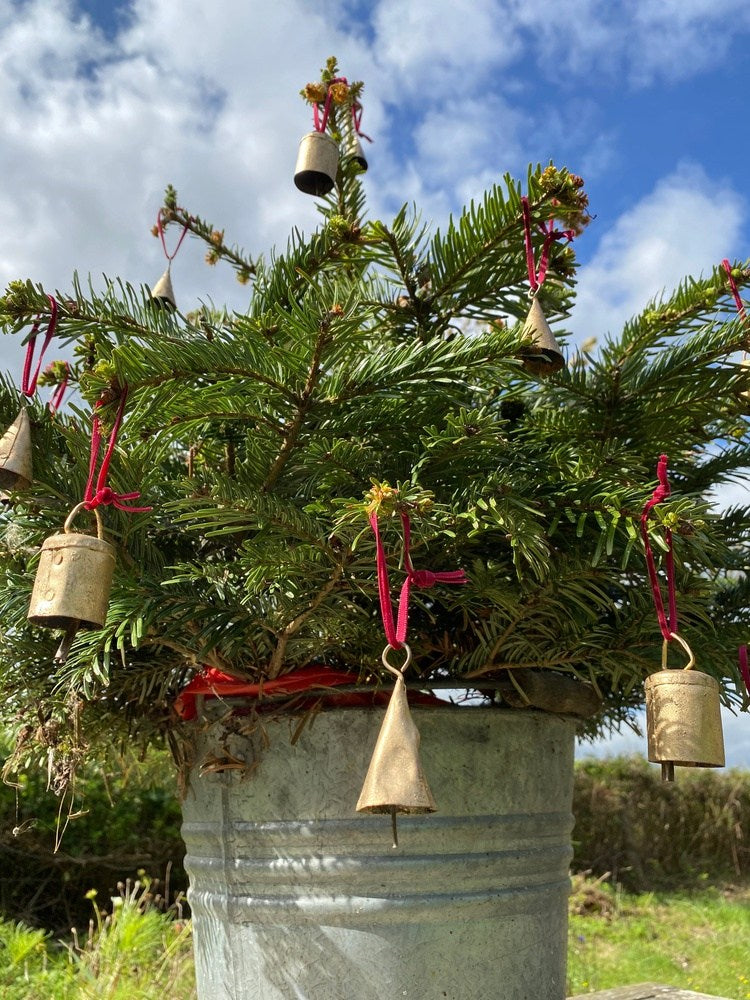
[0,58,748,781]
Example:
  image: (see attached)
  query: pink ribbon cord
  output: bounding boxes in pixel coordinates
[521,196,574,292]
[722,259,748,324]
[351,100,372,143]
[369,510,467,650]
[47,361,69,414]
[640,454,678,643]
[21,295,58,397]
[83,386,151,513]
[312,76,347,134]
[740,646,750,695]
[157,208,190,263]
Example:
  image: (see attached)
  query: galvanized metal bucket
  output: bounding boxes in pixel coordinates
[181,707,576,1000]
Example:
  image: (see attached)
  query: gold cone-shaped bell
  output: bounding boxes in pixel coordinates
[294,131,339,196]
[345,133,368,172]
[517,296,566,376]
[150,266,176,310]
[28,504,116,640]
[0,408,33,492]
[645,668,725,782]
[356,668,436,836]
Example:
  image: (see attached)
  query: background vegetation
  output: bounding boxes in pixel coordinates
[2,751,750,996]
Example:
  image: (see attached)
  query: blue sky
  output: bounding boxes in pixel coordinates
[0,0,749,762]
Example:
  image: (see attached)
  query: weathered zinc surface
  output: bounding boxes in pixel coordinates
[568,983,730,999]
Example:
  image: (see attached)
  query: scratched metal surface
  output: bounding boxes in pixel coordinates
[182,707,576,1000]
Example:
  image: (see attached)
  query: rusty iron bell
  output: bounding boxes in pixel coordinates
[645,635,725,782]
[294,131,339,196]
[150,266,177,310]
[0,408,32,493]
[357,645,436,847]
[28,503,116,662]
[345,132,368,172]
[517,296,566,376]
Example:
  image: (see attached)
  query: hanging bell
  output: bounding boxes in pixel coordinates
[345,132,368,172]
[517,296,566,376]
[645,668,725,782]
[357,645,436,846]
[294,131,339,196]
[28,503,116,661]
[0,408,32,492]
[150,266,176,310]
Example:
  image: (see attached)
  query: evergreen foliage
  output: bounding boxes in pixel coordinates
[0,59,748,774]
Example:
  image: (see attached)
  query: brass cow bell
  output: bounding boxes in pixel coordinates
[645,664,725,783]
[28,503,116,662]
[517,296,565,376]
[150,266,176,310]
[357,645,436,847]
[294,131,339,196]
[0,408,32,493]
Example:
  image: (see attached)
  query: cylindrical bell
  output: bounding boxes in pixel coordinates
[294,131,339,196]
[645,669,725,777]
[0,408,33,492]
[150,266,176,310]
[345,133,368,172]
[517,297,566,376]
[28,505,115,631]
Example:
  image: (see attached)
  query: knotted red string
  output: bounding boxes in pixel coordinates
[83,385,151,513]
[640,454,678,643]
[521,196,575,292]
[740,645,750,695]
[47,361,69,414]
[722,259,747,324]
[350,99,372,143]
[157,208,190,263]
[21,296,58,397]
[312,76,347,133]
[369,510,467,650]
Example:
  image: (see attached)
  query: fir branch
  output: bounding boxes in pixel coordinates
[267,563,346,678]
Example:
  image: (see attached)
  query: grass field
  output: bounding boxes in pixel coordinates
[2,876,749,998]
[568,875,750,998]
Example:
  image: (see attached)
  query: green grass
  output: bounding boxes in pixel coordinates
[0,880,196,1000]
[568,875,750,998]
[3,872,750,999]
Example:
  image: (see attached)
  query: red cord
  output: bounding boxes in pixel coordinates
[47,361,69,414]
[157,208,190,262]
[722,259,747,324]
[21,296,58,397]
[640,454,677,643]
[83,385,151,513]
[521,197,574,292]
[740,646,750,695]
[369,510,466,650]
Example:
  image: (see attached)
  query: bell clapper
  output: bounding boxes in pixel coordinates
[54,620,80,664]
[661,761,675,783]
[391,806,398,850]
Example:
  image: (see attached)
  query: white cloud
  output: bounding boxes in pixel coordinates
[571,164,746,345]
[372,0,521,93]
[506,0,750,87]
